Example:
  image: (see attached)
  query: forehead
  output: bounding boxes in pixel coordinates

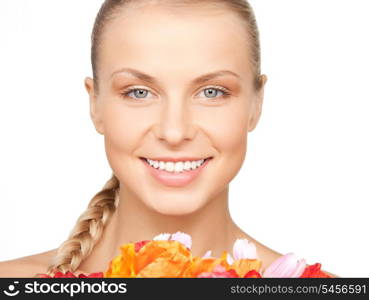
[98,3,252,82]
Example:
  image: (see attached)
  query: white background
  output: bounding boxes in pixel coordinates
[0,0,368,277]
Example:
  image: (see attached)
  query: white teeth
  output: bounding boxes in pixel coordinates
[184,161,192,171]
[159,161,166,170]
[165,162,175,172]
[174,161,184,172]
[145,158,208,172]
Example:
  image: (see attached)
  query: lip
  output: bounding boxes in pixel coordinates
[142,157,211,162]
[140,157,213,187]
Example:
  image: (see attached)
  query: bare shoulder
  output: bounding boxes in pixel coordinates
[0,249,57,278]
[247,238,283,265]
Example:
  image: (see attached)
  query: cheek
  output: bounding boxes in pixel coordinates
[195,103,249,194]
[101,104,155,186]
[102,100,249,158]
[102,104,152,153]
[200,103,249,154]
[210,103,249,182]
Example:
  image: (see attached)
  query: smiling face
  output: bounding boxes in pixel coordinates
[84,2,266,215]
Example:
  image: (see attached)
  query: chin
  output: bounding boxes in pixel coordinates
[141,191,209,216]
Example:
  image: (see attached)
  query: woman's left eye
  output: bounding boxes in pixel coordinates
[198,87,231,99]
[120,86,231,101]
[121,88,152,100]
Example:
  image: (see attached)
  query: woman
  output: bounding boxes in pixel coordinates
[0,0,336,277]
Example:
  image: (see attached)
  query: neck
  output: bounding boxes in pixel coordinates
[78,186,246,273]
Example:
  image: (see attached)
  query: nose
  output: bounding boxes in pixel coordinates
[153,98,197,146]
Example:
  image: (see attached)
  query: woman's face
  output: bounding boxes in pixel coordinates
[85,3,266,215]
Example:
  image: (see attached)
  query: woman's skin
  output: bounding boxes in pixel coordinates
[80,2,271,272]
[0,2,337,277]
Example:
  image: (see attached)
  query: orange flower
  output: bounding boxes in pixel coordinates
[104,243,137,278]
[105,240,193,278]
[101,232,332,278]
[229,258,262,277]
[135,240,192,277]
[183,251,230,277]
[37,232,334,279]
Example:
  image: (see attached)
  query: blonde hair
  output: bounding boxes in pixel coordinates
[42,0,263,276]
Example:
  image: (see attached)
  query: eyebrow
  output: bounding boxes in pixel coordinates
[110,67,241,85]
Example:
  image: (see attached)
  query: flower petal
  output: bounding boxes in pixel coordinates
[230,258,262,277]
[170,231,192,249]
[153,233,171,241]
[262,253,306,278]
[197,264,239,278]
[290,258,307,277]
[104,243,137,277]
[244,269,262,278]
[202,250,212,258]
[226,253,234,265]
[136,240,192,277]
[233,238,259,260]
[299,263,332,278]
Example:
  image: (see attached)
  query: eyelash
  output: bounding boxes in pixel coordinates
[120,85,231,101]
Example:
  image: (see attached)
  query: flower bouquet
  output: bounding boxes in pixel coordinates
[40,232,331,278]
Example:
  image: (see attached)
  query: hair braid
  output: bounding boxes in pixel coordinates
[41,173,119,276]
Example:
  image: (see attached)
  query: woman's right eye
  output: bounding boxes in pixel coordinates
[121,87,153,100]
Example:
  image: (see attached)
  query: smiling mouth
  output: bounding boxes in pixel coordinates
[139,157,213,173]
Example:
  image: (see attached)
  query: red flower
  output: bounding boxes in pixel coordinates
[243,269,262,278]
[39,271,104,278]
[299,263,331,278]
[78,272,104,278]
[58,271,75,278]
[134,240,150,252]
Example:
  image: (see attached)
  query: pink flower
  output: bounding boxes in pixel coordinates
[262,253,306,278]
[170,231,192,249]
[225,238,259,265]
[197,265,239,278]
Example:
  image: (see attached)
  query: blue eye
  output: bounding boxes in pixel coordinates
[200,87,231,99]
[121,86,231,101]
[122,88,151,99]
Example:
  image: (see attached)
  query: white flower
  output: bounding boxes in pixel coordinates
[170,231,192,249]
[233,238,259,260]
[153,233,171,241]
[226,253,234,265]
[202,250,212,258]
[152,231,192,249]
